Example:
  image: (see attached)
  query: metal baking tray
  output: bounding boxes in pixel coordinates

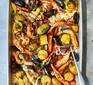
[8,0,83,85]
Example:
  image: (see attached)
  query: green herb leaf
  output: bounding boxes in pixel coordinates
[64,7,67,11]
[40,11,42,15]
[49,22,53,25]
[59,7,62,11]
[42,28,47,33]
[67,1,70,6]
[15,23,21,29]
[29,5,33,10]
[28,13,30,17]
[35,36,39,42]
[50,59,53,63]
[53,14,56,18]
[62,18,65,21]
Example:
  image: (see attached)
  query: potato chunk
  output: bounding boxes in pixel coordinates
[16,71,25,78]
[37,24,49,35]
[18,78,24,85]
[13,21,23,33]
[64,72,74,82]
[38,50,48,60]
[14,14,25,22]
[41,75,51,85]
[61,34,71,44]
[40,35,48,45]
[11,2,16,13]
[66,1,76,12]
[23,76,32,85]
[71,24,79,33]
[69,65,77,75]
[52,77,62,85]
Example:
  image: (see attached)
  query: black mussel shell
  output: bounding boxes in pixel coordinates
[14,0,25,7]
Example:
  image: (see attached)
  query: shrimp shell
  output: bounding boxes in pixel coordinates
[58,60,72,74]
[23,65,40,85]
[13,36,33,56]
[55,50,71,68]
[51,64,70,85]
[47,21,74,34]
[41,0,61,11]
[49,11,76,26]
[27,20,35,39]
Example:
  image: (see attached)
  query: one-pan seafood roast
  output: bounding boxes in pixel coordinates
[11,0,80,85]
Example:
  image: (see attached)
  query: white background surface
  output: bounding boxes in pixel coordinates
[0,0,93,85]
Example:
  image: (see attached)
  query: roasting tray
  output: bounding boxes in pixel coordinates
[8,0,83,85]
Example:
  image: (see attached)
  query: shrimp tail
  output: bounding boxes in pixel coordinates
[51,64,70,85]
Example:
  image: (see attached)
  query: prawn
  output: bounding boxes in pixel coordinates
[17,33,30,46]
[51,64,70,85]
[17,6,40,18]
[55,50,70,68]
[17,6,36,19]
[49,11,77,26]
[54,27,58,36]
[12,51,34,65]
[58,60,72,74]
[27,20,35,39]
[56,29,79,50]
[47,21,74,34]
[23,65,41,85]
[41,0,61,11]
[12,51,21,64]
[48,34,53,53]
[13,36,33,56]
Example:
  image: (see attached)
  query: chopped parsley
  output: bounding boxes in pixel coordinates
[28,13,30,17]
[61,30,64,34]
[42,63,48,67]
[27,67,33,71]
[53,14,56,18]
[35,36,39,42]
[62,18,65,21]
[54,51,56,54]
[12,10,15,15]
[29,5,33,10]
[49,22,53,25]
[33,77,37,80]
[67,1,70,6]
[59,7,62,11]
[42,28,47,33]
[50,59,53,63]
[15,23,21,29]
[40,11,43,15]
[64,7,67,11]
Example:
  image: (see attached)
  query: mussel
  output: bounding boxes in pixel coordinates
[44,9,57,18]
[71,52,79,62]
[13,0,25,7]
[44,65,52,75]
[30,56,42,66]
[53,36,62,45]
[29,0,40,11]
[74,12,79,24]
[11,45,20,51]
[55,0,65,9]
